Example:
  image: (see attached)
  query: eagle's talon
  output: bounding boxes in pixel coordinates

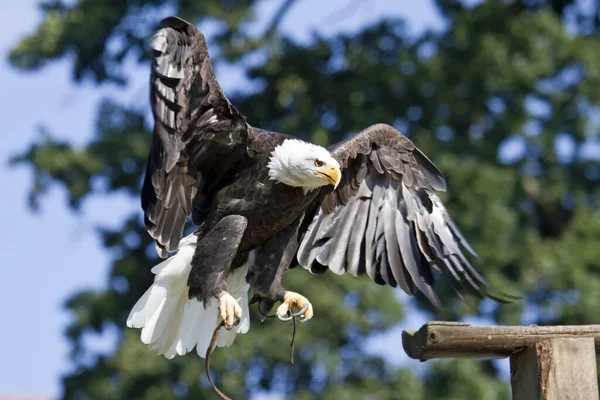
[257,298,276,321]
[225,317,241,330]
[276,291,313,322]
[299,314,312,323]
[277,312,293,322]
[291,303,308,317]
[218,291,243,329]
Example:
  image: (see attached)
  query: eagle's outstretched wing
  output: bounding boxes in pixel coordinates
[297,124,510,307]
[143,17,250,258]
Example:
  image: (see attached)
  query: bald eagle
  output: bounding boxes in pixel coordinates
[127,16,507,359]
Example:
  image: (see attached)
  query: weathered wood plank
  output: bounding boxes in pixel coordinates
[402,321,600,361]
[510,343,542,400]
[510,338,599,400]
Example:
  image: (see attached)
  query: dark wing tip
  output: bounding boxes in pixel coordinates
[160,16,194,29]
[481,285,523,304]
[444,265,523,305]
[412,148,447,192]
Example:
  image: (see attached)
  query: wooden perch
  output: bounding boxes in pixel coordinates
[510,338,598,400]
[402,321,600,400]
[402,321,600,361]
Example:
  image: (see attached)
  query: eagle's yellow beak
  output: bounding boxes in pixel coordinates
[315,165,341,189]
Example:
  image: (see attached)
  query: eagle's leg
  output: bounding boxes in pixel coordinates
[187,215,248,330]
[251,217,314,322]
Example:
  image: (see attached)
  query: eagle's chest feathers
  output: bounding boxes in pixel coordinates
[227,181,314,249]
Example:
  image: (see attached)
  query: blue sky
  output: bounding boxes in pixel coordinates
[0,1,448,397]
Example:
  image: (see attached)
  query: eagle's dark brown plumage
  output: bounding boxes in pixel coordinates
[128,16,513,363]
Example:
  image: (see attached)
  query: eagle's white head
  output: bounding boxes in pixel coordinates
[267,139,341,193]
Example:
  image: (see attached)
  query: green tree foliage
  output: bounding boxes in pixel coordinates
[10,0,600,398]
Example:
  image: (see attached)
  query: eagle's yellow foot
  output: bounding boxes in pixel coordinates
[276,291,313,323]
[218,291,242,329]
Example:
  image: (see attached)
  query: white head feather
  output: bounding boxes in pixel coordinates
[267,139,341,193]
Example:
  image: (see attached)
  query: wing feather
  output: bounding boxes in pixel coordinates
[364,175,385,281]
[383,185,411,293]
[346,197,369,276]
[142,16,253,258]
[325,199,361,275]
[297,123,514,307]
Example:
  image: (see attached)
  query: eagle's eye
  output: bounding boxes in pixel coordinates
[314,159,324,167]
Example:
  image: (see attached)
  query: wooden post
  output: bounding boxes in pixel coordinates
[402,322,600,400]
[510,338,599,400]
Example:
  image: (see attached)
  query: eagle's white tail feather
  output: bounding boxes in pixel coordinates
[194,299,219,356]
[174,299,203,355]
[126,234,251,359]
[150,290,188,356]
